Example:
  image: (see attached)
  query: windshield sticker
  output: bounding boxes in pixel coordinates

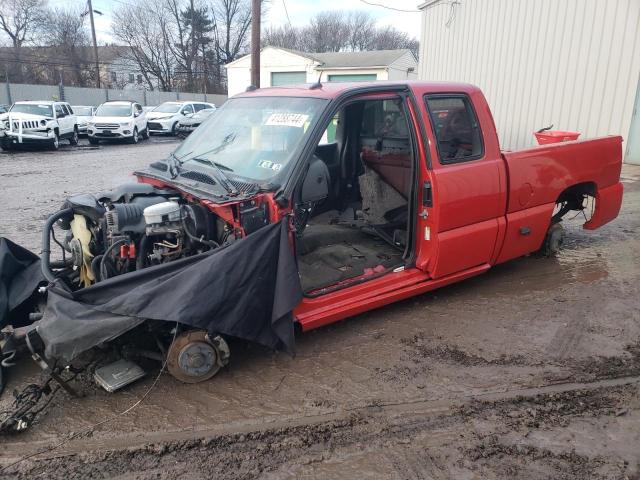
[258,160,282,171]
[265,113,309,128]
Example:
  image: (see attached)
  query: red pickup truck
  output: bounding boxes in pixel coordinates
[15,81,622,385]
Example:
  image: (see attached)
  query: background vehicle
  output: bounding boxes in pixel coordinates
[88,100,148,145]
[176,107,217,136]
[72,105,96,135]
[147,101,215,135]
[21,81,622,384]
[0,101,78,150]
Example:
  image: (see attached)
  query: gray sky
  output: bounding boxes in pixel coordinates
[52,0,422,44]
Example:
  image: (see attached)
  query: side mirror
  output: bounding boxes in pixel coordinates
[300,157,330,204]
[134,111,140,117]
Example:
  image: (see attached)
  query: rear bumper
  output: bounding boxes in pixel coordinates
[584,182,624,230]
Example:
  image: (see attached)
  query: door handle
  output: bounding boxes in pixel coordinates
[422,181,433,207]
[419,209,428,220]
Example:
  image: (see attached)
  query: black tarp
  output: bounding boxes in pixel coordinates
[36,219,303,364]
[0,238,44,329]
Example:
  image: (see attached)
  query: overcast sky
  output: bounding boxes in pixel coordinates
[52,0,422,44]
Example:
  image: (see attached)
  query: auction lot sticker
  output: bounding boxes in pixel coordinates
[265,113,309,128]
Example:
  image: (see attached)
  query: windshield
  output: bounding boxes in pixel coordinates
[10,103,53,117]
[95,104,132,117]
[74,106,93,116]
[153,103,182,113]
[172,96,327,182]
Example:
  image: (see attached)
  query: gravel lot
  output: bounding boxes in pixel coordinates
[1,138,639,479]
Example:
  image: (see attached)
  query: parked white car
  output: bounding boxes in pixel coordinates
[88,100,148,145]
[72,105,96,135]
[0,101,78,150]
[147,101,215,135]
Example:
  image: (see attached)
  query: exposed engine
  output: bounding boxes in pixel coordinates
[47,184,230,290]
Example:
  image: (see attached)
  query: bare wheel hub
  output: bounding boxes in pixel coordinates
[167,330,230,383]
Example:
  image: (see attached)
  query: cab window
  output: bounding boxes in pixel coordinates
[54,104,65,117]
[425,94,483,163]
[182,104,194,115]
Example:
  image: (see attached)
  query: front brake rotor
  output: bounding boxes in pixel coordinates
[166,330,230,383]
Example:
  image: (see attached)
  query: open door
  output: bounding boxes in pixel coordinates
[294,94,417,296]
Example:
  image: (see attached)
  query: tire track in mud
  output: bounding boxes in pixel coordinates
[0,375,640,465]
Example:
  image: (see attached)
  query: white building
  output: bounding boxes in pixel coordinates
[225,47,418,97]
[418,0,640,164]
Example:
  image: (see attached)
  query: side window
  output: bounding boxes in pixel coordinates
[425,95,483,163]
[65,104,73,114]
[135,104,143,114]
[54,104,65,118]
[182,104,194,114]
[318,113,339,145]
[193,103,205,112]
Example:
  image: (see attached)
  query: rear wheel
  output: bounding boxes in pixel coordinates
[541,222,564,256]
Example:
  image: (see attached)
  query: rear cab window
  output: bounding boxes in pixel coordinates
[425,94,483,164]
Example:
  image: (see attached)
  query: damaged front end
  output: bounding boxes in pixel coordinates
[1,181,301,410]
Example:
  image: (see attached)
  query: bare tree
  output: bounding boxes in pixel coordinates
[262,10,418,57]
[0,0,47,81]
[40,7,92,86]
[112,0,177,91]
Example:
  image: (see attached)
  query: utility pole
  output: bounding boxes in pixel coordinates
[87,0,101,88]
[250,0,260,88]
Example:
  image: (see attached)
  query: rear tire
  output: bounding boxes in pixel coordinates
[541,223,564,256]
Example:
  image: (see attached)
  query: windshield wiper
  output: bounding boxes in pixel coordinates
[189,157,238,195]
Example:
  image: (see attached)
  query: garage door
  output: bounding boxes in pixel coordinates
[327,74,377,82]
[270,71,307,86]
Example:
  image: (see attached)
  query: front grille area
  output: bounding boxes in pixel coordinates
[95,123,119,129]
[148,122,163,130]
[5,120,40,130]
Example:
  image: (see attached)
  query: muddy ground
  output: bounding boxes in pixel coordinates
[0,139,639,479]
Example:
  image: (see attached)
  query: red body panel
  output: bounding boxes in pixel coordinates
[141,81,624,333]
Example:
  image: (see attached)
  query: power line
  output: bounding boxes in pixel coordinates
[357,0,420,13]
[282,0,292,29]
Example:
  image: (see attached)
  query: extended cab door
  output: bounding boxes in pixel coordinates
[417,90,507,279]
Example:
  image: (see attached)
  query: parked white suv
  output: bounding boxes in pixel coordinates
[88,101,148,145]
[0,101,78,150]
[147,101,215,135]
